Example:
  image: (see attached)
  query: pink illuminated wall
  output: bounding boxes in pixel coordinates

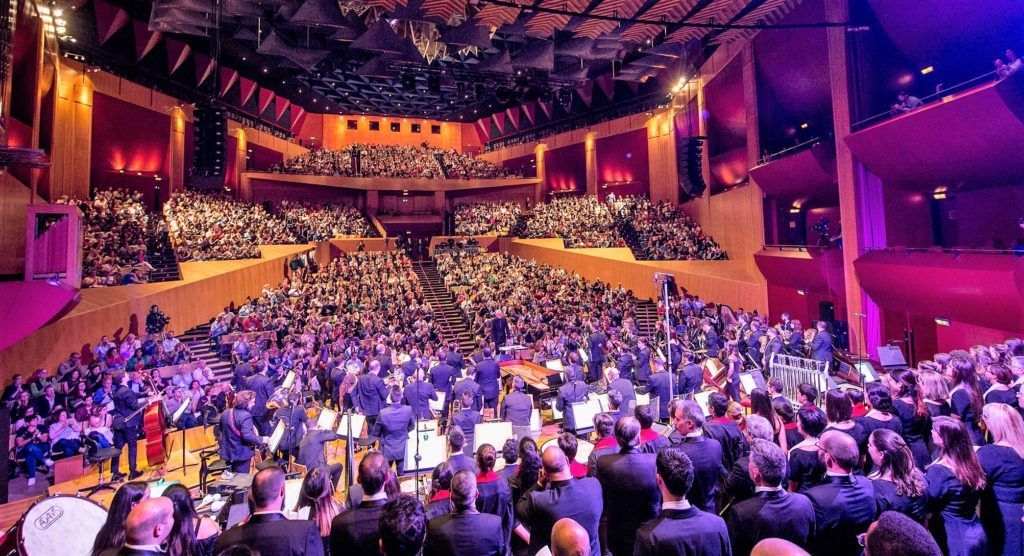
[90,93,171,206]
[596,129,649,199]
[543,142,586,194]
[247,142,284,172]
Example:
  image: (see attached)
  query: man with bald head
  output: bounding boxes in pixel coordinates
[805,430,876,556]
[424,469,505,556]
[751,538,811,556]
[100,498,174,556]
[552,518,591,556]
[516,445,603,556]
[216,466,323,556]
[594,416,660,555]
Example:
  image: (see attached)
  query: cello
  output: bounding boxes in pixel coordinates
[142,376,168,468]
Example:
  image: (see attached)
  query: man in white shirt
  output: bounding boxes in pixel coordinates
[161,331,180,354]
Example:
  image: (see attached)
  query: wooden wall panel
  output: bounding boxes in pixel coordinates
[300,114,466,151]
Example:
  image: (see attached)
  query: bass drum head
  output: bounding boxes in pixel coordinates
[18,495,108,555]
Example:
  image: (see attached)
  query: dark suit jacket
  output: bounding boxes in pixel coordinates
[703,418,748,471]
[218,407,262,461]
[633,507,731,556]
[725,489,816,555]
[595,448,661,555]
[247,374,275,418]
[445,351,465,373]
[634,347,653,383]
[424,511,505,556]
[402,381,438,419]
[678,363,704,395]
[704,330,721,359]
[33,395,61,419]
[214,512,323,556]
[476,471,514,549]
[112,385,144,429]
[557,380,590,431]
[446,453,476,475]
[500,390,533,426]
[273,405,308,452]
[617,352,635,380]
[376,403,414,462]
[297,429,339,470]
[811,331,833,362]
[476,359,501,399]
[589,332,607,362]
[330,499,388,556]
[608,378,636,413]
[354,374,387,417]
[673,435,726,514]
[429,363,457,392]
[805,474,877,556]
[516,478,603,556]
[723,455,790,503]
[452,378,482,411]
[640,371,672,418]
[490,317,509,346]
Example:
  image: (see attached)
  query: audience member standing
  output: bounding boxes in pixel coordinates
[594,417,660,556]
[925,417,988,556]
[424,470,506,556]
[805,430,877,556]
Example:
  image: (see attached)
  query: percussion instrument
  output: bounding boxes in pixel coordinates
[0,495,108,555]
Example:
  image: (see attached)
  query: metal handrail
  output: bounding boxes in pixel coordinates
[865,246,1023,256]
[851,70,1000,131]
[758,137,824,165]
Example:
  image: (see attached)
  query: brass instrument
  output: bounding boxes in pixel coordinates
[445,397,462,434]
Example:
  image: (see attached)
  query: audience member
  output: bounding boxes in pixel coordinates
[98,497,175,556]
[424,469,506,556]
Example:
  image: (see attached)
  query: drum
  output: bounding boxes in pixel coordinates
[0,495,108,555]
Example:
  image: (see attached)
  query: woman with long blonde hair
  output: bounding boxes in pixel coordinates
[977,403,1024,555]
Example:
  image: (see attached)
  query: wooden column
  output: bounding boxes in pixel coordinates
[534,143,547,205]
[48,65,93,200]
[168,107,186,195]
[647,110,678,204]
[585,132,597,195]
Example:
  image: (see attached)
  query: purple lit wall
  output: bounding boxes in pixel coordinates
[543,143,586,194]
[503,153,538,178]
[596,129,649,199]
[90,93,171,207]
[247,142,284,172]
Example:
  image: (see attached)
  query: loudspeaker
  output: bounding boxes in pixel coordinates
[818,301,835,323]
[677,137,707,199]
[193,102,227,181]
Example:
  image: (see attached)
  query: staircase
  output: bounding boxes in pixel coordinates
[412,260,477,353]
[433,152,451,179]
[146,232,181,283]
[614,216,649,261]
[179,323,234,383]
[508,210,530,237]
[635,300,660,339]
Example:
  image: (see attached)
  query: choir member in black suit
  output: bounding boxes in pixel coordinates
[445,426,476,475]
[594,417,661,556]
[498,438,520,480]
[587,326,607,383]
[424,470,506,556]
[452,390,483,456]
[99,498,175,556]
[636,404,670,453]
[379,495,427,556]
[490,310,510,347]
[377,388,415,475]
[669,399,725,513]
[354,362,388,429]
[639,358,672,420]
[796,383,818,409]
[888,369,933,470]
[977,403,1024,556]
[867,428,928,523]
[723,415,788,503]
[402,370,437,420]
[331,451,391,556]
[218,390,264,473]
[725,439,815,555]
[925,416,988,556]
[768,377,788,406]
[452,367,482,412]
[587,413,618,476]
[704,392,748,471]
[474,444,514,549]
[862,511,942,556]
[788,407,827,493]
[214,466,324,556]
[110,371,151,480]
[517,445,603,556]
[948,356,985,445]
[805,430,878,556]
[476,348,502,410]
[500,377,534,441]
[633,445,731,556]
[677,351,703,397]
[606,368,636,415]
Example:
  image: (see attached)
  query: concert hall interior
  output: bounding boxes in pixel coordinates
[1,1,1024,555]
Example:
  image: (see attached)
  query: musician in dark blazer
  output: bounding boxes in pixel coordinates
[330,451,390,556]
[219,390,264,473]
[785,321,805,354]
[594,417,661,556]
[374,344,394,377]
[452,367,482,412]
[616,349,635,382]
[451,390,482,456]
[445,426,476,475]
[445,342,465,375]
[99,498,175,556]
[428,356,457,395]
[272,392,308,458]
[475,348,502,410]
[377,388,415,475]
[805,430,877,556]
[490,310,510,347]
[424,470,505,556]
[402,370,437,420]
[722,415,790,503]
[556,365,590,433]
[354,364,388,428]
[500,376,534,440]
[633,338,653,385]
[639,358,672,420]
[810,320,833,363]
[702,323,720,359]
[633,446,731,556]
[400,350,421,378]
[607,368,636,414]
[215,466,324,556]
[110,371,148,480]
[517,445,603,556]
[669,399,726,514]
[245,368,275,435]
[763,327,785,367]
[677,351,704,396]
[297,427,343,488]
[725,439,815,555]
[587,326,607,383]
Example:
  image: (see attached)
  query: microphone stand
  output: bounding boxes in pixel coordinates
[654,273,675,404]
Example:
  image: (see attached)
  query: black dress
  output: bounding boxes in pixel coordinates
[871,476,928,523]
[892,399,932,470]
[977,444,1024,556]
[926,464,988,556]
[858,412,902,474]
[983,387,1019,408]
[788,443,826,493]
[926,400,952,419]
[825,421,869,469]
[950,389,985,445]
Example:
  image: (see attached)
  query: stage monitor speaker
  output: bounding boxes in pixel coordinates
[676,137,706,199]
[193,102,227,182]
[877,345,908,368]
[818,301,835,323]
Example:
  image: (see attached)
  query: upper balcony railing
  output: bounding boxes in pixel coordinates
[851,70,1000,132]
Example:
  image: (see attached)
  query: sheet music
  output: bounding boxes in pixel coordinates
[544,359,564,372]
[282,371,296,390]
[474,421,514,451]
[405,432,447,471]
[739,373,758,395]
[172,394,192,423]
[316,408,338,431]
[336,413,366,438]
[429,391,446,413]
[569,398,603,430]
[268,420,286,453]
[694,391,712,416]
[636,393,651,407]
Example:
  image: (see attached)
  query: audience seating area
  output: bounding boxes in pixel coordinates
[269,144,521,179]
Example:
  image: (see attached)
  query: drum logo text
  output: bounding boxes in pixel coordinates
[34,506,63,530]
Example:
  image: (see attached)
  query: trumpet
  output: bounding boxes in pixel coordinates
[445,397,462,434]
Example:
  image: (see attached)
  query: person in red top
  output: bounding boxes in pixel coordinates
[425,462,453,521]
[587,413,618,477]
[848,388,869,418]
[556,433,590,479]
[636,405,670,452]
[474,444,514,548]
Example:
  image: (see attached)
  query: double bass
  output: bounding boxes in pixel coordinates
[142,376,168,468]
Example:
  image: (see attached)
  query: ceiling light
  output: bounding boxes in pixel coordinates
[800,123,809,129]
[921,66,934,75]
[934,317,950,326]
